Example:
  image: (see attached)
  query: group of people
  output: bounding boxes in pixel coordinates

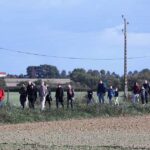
[87,80,150,106]
[18,79,150,109]
[0,79,150,110]
[19,81,75,110]
[132,80,150,105]
[94,80,119,105]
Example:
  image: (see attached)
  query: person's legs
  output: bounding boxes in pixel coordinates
[98,93,102,104]
[145,92,148,103]
[101,93,105,104]
[60,101,64,108]
[132,94,136,104]
[56,98,59,108]
[47,100,51,108]
[25,99,28,108]
[70,98,73,109]
[115,97,119,106]
[20,96,26,109]
[0,101,4,108]
[28,97,32,108]
[41,96,46,110]
[67,98,69,108]
[135,94,139,103]
[31,98,35,109]
[141,95,144,104]
[108,96,112,105]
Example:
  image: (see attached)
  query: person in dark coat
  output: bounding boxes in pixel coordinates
[32,83,37,103]
[143,80,150,103]
[67,84,74,109]
[55,84,64,108]
[132,82,140,103]
[141,86,146,105]
[87,89,94,105]
[45,88,52,109]
[97,80,106,104]
[19,84,27,109]
[27,81,35,109]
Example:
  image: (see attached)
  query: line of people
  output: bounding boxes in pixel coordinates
[132,80,150,105]
[95,80,119,105]
[19,81,75,110]
[19,79,150,110]
[87,80,150,106]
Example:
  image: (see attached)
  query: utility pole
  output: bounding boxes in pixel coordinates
[122,15,129,99]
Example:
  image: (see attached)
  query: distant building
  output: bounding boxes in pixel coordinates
[4,78,71,88]
[0,72,7,77]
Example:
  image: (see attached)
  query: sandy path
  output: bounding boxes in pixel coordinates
[0,115,150,149]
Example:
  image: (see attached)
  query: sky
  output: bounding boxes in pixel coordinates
[0,0,150,75]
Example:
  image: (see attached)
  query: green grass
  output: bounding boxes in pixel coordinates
[1,92,150,124]
[1,103,150,124]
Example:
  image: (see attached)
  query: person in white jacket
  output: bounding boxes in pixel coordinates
[39,81,48,110]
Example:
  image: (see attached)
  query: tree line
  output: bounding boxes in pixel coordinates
[4,65,150,91]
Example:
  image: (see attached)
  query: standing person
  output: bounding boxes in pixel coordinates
[67,84,74,109]
[55,84,64,109]
[97,80,106,104]
[107,86,114,105]
[141,86,146,105]
[0,87,5,107]
[45,88,52,109]
[132,82,140,103]
[39,81,48,111]
[143,80,150,103]
[32,83,37,103]
[87,89,94,105]
[114,88,119,106]
[27,81,35,109]
[19,84,27,109]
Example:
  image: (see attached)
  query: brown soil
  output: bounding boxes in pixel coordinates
[0,115,150,149]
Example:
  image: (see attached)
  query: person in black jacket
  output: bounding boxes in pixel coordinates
[55,84,64,108]
[19,84,27,109]
[87,89,94,105]
[97,80,106,104]
[27,81,35,109]
[67,84,74,109]
[143,80,150,103]
[45,88,52,109]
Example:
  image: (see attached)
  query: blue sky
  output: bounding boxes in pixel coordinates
[0,0,150,75]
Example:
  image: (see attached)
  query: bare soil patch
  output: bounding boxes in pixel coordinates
[0,115,150,149]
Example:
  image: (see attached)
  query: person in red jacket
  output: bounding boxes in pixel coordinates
[132,82,140,103]
[0,88,5,107]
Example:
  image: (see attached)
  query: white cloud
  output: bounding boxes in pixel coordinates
[128,32,150,47]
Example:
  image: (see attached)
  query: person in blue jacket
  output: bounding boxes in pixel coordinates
[107,86,114,105]
[97,80,106,104]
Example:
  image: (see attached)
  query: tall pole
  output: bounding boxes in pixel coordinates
[122,15,129,99]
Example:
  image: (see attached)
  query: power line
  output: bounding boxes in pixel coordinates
[0,47,150,61]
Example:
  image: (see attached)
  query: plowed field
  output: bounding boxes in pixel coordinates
[0,115,150,150]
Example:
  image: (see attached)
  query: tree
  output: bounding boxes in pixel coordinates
[0,78,6,88]
[60,70,67,78]
[27,65,59,78]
